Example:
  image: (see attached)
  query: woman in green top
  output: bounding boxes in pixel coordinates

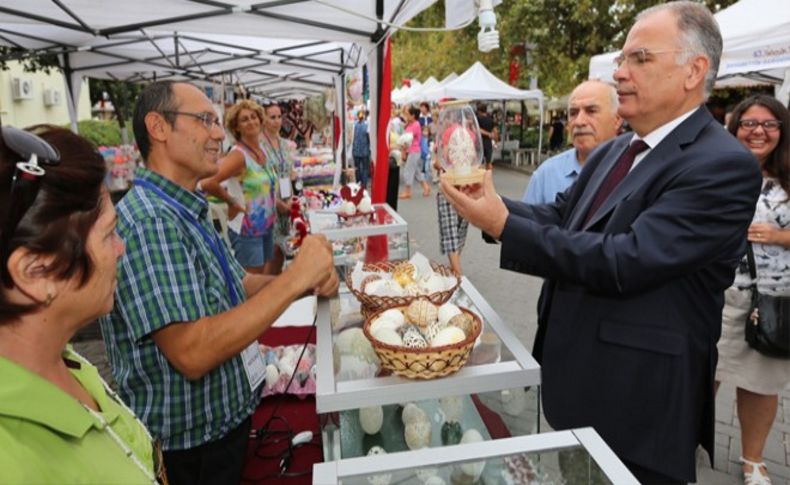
[0,126,162,483]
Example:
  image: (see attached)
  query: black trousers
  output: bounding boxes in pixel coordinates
[162,417,252,485]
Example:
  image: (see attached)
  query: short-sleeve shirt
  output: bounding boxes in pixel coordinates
[99,167,258,451]
[521,148,582,205]
[405,121,422,154]
[732,177,790,295]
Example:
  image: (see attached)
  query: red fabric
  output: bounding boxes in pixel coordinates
[471,394,512,440]
[333,115,341,150]
[372,37,392,204]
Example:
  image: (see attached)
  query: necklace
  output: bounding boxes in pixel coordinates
[70,350,159,484]
[238,139,265,165]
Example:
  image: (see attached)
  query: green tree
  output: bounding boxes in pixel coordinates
[393,0,737,97]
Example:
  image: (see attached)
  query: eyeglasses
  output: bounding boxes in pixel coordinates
[614,48,687,68]
[1,126,61,287]
[738,119,782,132]
[161,110,222,130]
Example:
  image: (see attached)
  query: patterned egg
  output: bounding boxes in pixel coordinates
[448,312,475,336]
[406,299,439,328]
[402,327,429,349]
[366,446,392,485]
[424,320,447,343]
[431,326,466,347]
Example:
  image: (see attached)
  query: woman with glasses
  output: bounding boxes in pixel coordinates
[0,126,162,483]
[716,95,790,485]
[202,100,279,274]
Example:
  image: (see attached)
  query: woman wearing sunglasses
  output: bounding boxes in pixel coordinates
[716,95,790,485]
[0,126,162,483]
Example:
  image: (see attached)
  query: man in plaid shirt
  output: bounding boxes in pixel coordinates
[100,81,338,485]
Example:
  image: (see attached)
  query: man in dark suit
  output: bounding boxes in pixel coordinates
[440,2,762,483]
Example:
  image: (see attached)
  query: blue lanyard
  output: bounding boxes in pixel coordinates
[135,179,240,306]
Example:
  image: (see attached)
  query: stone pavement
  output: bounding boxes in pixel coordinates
[71,165,790,483]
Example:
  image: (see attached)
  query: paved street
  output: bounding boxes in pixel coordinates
[395,165,790,484]
[72,165,790,484]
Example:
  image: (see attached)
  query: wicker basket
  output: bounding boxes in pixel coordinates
[363,305,482,379]
[346,260,460,317]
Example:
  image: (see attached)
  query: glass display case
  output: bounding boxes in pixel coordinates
[308,203,409,267]
[316,277,541,461]
[313,428,638,485]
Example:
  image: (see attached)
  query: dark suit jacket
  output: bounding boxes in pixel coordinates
[500,107,761,482]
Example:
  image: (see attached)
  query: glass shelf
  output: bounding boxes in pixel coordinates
[313,428,638,485]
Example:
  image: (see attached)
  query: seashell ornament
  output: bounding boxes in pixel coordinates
[404,420,432,450]
[392,262,416,287]
[406,300,439,328]
[372,327,403,347]
[431,326,466,347]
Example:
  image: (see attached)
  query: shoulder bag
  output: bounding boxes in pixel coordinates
[744,243,790,358]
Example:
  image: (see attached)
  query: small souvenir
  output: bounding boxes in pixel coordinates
[431,326,466,347]
[392,262,416,287]
[402,327,429,349]
[404,420,432,450]
[366,446,392,485]
[372,327,403,347]
[448,313,475,336]
[406,300,438,328]
[402,403,428,426]
[441,421,463,446]
[359,406,384,435]
[438,303,462,326]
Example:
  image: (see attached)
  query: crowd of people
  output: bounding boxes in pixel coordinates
[0,1,788,484]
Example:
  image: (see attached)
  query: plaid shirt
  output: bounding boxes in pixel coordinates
[99,168,259,451]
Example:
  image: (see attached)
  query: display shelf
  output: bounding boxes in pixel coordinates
[313,428,638,485]
[308,204,407,241]
[316,277,540,414]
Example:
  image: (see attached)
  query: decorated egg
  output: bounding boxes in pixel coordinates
[406,300,438,328]
[401,403,428,426]
[359,406,384,435]
[438,303,462,326]
[431,326,466,347]
[366,446,392,485]
[402,327,429,349]
[404,420,432,450]
[379,308,406,326]
[448,313,475,337]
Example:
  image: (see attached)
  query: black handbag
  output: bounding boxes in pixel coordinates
[744,243,790,358]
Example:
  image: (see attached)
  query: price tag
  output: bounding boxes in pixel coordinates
[279,177,292,198]
[240,342,266,392]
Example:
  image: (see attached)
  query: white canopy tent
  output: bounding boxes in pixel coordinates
[588,0,790,104]
[0,0,438,170]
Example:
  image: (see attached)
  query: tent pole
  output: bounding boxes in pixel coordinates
[340,50,347,173]
[537,97,543,159]
[60,53,80,134]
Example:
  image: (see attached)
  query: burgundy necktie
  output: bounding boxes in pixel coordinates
[583,139,649,225]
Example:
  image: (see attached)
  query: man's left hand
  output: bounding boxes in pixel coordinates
[439,169,509,240]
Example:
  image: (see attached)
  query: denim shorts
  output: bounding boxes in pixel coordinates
[229,230,274,268]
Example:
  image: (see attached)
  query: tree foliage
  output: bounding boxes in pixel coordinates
[393,0,737,97]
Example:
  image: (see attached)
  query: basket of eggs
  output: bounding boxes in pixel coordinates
[347,256,460,318]
[363,299,482,379]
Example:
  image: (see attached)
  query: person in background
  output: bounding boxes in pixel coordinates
[0,125,160,484]
[418,102,433,185]
[548,116,566,152]
[399,105,431,199]
[352,109,371,189]
[716,95,790,485]
[260,101,294,275]
[201,99,277,275]
[101,81,337,485]
[476,103,496,167]
[522,80,622,204]
[441,3,761,482]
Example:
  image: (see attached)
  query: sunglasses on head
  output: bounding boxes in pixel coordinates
[1,126,61,287]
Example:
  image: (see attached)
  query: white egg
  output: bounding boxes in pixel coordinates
[439,395,464,423]
[431,326,466,347]
[370,315,402,336]
[358,196,373,213]
[379,308,406,326]
[437,303,462,326]
[366,446,392,485]
[359,406,384,435]
[423,477,445,485]
[420,274,446,294]
[459,429,486,480]
[372,327,403,347]
[264,364,279,389]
